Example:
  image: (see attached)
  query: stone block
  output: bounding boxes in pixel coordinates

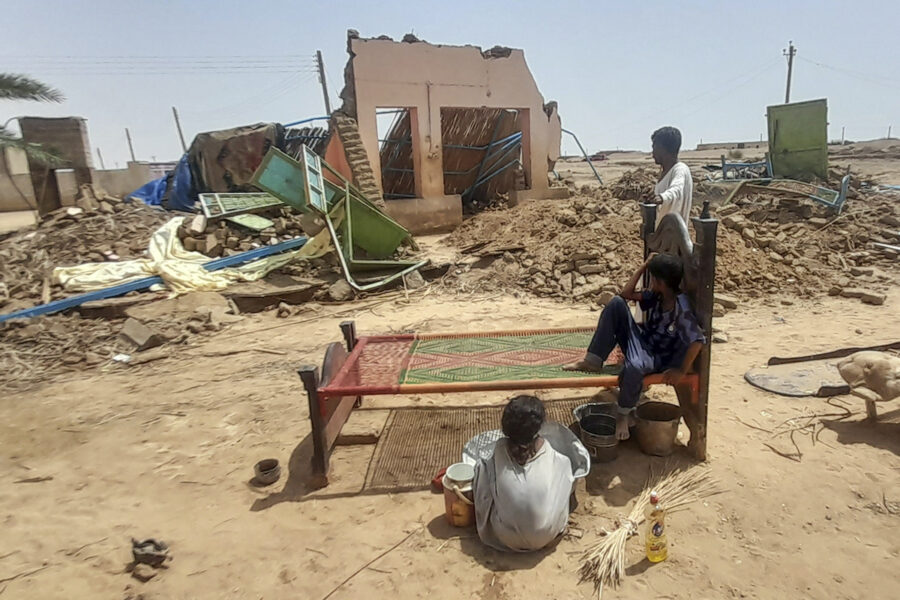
[119,318,166,351]
[715,294,738,309]
[205,232,223,257]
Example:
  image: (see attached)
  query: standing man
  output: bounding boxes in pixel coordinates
[651,126,693,225]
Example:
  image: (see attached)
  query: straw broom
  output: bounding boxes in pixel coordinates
[578,467,722,597]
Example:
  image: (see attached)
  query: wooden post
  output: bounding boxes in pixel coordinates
[298,366,329,488]
[340,320,358,351]
[640,203,658,295]
[690,215,718,460]
[339,321,363,407]
[172,106,188,153]
[316,50,332,115]
[125,128,136,162]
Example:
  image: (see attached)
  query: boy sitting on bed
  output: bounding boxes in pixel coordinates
[564,253,706,440]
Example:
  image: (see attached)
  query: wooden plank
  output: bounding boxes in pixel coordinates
[768,341,900,366]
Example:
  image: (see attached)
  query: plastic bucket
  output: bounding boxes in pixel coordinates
[442,463,475,527]
[573,402,618,462]
[635,402,682,456]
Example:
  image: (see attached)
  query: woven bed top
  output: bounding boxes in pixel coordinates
[321,328,625,397]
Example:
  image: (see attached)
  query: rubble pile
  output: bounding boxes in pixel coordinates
[446,193,644,303]
[610,168,658,202]
[0,314,123,390]
[447,183,899,306]
[175,207,312,258]
[715,192,899,302]
[0,291,242,391]
[0,199,169,311]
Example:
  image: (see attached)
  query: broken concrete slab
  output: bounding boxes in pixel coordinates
[125,291,231,321]
[224,281,322,313]
[714,294,739,310]
[119,318,166,351]
[78,293,167,320]
[860,291,886,306]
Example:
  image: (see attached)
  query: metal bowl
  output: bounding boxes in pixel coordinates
[254,458,281,485]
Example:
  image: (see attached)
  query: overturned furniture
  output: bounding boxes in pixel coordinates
[298,206,718,486]
[252,146,425,291]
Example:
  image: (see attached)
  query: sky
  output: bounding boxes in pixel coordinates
[3,0,899,167]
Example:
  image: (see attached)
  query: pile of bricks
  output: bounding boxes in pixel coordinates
[332,113,385,208]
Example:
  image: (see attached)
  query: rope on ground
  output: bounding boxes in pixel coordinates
[319,525,423,600]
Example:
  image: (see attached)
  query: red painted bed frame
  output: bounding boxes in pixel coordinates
[299,205,718,487]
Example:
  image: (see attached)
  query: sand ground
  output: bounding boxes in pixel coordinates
[1,284,898,599]
[2,142,899,598]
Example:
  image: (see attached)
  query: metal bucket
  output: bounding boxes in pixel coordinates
[573,402,618,462]
[635,402,682,456]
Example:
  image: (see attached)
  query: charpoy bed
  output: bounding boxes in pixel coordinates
[299,205,719,487]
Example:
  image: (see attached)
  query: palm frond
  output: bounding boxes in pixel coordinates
[0,126,66,166]
[0,73,65,103]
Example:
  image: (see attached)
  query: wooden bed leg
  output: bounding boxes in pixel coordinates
[692,216,718,462]
[675,381,705,460]
[298,365,329,488]
[641,204,658,292]
[339,321,363,407]
[340,321,358,351]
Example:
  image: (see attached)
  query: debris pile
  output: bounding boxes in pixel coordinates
[0,199,169,311]
[610,168,658,202]
[715,191,899,302]
[446,193,643,303]
[0,291,242,391]
[175,207,313,258]
[446,182,899,305]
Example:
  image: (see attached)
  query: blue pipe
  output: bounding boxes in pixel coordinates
[0,236,308,323]
[283,116,330,127]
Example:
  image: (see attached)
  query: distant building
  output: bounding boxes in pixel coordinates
[695,141,768,151]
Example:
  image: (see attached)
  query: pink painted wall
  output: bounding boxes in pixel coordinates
[349,38,562,201]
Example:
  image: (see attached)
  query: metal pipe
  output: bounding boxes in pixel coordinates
[282,116,330,127]
[561,128,602,184]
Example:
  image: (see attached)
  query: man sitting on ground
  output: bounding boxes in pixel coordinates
[472,395,575,552]
[651,126,693,224]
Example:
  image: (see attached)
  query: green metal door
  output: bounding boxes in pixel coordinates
[767,99,828,181]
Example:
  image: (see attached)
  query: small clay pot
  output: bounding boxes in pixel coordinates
[254,458,281,485]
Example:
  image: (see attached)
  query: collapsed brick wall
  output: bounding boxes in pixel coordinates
[332,113,385,208]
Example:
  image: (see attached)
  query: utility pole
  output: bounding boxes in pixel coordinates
[841,126,845,145]
[783,41,796,104]
[125,128,136,162]
[316,50,332,115]
[96,147,106,170]
[172,106,187,153]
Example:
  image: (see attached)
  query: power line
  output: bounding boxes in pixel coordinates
[600,56,782,137]
[0,54,317,60]
[797,56,900,88]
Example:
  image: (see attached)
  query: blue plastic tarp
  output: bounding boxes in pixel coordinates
[165,154,195,211]
[128,176,167,206]
[127,154,196,211]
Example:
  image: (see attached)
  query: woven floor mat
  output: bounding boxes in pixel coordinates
[362,399,583,492]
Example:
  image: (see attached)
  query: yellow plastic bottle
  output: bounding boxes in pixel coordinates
[644,490,668,562]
